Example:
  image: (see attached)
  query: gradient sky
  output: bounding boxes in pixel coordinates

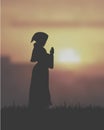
[1,0,104,106]
[2,0,104,67]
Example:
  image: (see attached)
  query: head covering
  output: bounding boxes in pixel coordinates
[31,32,48,43]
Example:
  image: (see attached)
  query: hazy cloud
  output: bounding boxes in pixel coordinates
[10,20,104,28]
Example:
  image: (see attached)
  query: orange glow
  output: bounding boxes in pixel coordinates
[1,0,104,106]
[1,0,104,67]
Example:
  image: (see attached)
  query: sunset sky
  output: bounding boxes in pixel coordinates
[2,0,104,66]
[1,0,104,106]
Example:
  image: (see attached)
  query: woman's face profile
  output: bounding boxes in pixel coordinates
[37,38,48,47]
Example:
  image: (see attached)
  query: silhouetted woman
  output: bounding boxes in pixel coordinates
[29,32,54,109]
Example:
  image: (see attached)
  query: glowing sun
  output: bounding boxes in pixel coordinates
[58,48,81,63]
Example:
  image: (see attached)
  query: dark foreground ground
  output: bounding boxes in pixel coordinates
[1,106,104,130]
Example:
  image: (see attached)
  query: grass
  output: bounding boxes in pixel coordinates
[1,105,104,130]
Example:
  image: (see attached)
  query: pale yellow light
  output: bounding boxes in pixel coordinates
[58,48,81,64]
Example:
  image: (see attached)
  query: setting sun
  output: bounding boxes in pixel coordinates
[58,48,81,64]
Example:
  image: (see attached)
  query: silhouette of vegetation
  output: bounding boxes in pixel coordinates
[1,105,104,130]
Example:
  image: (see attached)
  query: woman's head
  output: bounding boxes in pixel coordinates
[31,32,48,47]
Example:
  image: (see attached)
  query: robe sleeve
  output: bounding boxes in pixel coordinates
[37,48,54,69]
[31,46,54,68]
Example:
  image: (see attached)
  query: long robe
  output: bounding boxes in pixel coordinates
[29,44,53,109]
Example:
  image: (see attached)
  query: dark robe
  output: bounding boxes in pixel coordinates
[29,44,53,109]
